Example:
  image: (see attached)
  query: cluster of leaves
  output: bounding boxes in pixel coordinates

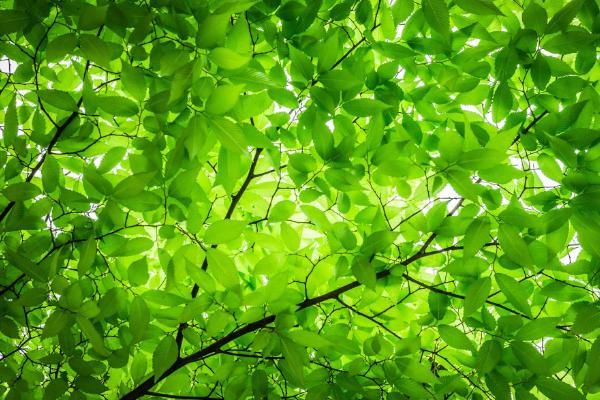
[1,0,600,399]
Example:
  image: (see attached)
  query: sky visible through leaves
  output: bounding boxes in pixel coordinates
[1,0,600,399]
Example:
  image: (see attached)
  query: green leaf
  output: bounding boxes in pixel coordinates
[486,371,511,400]
[522,2,547,34]
[342,99,391,117]
[360,230,398,256]
[112,172,155,200]
[351,257,377,290]
[494,47,518,81]
[498,224,533,267]
[464,277,491,316]
[289,153,317,173]
[38,89,78,112]
[492,82,513,122]
[78,4,107,30]
[438,130,464,163]
[3,97,18,147]
[46,33,78,62]
[142,290,188,307]
[269,200,296,222]
[121,62,147,100]
[2,182,41,201]
[289,45,314,81]
[438,325,474,351]
[77,238,96,276]
[476,340,502,373]
[130,297,150,344]
[74,376,108,394]
[458,149,506,171]
[319,70,361,91]
[585,338,600,388]
[372,41,418,59]
[356,0,373,25]
[287,329,332,350]
[516,318,559,340]
[545,0,585,34]
[0,10,30,34]
[128,257,149,286]
[542,32,596,55]
[204,220,247,244]
[208,47,251,70]
[79,34,110,67]
[312,122,334,160]
[252,370,269,399]
[463,217,491,258]
[206,248,240,288]
[428,291,449,320]
[454,0,503,15]
[422,0,450,36]
[205,84,243,115]
[531,55,550,90]
[0,317,20,338]
[109,237,154,257]
[210,117,249,154]
[280,337,306,386]
[511,341,548,375]
[76,316,109,356]
[536,378,585,400]
[548,136,577,167]
[196,13,229,49]
[152,336,178,380]
[571,211,600,259]
[119,191,162,212]
[571,303,600,334]
[96,96,139,116]
[5,250,46,282]
[537,153,563,181]
[446,168,481,201]
[44,378,69,400]
[42,310,72,338]
[495,273,532,317]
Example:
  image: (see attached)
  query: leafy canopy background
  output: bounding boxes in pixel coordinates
[1,0,600,399]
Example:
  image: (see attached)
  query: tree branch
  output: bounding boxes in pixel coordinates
[175,148,264,349]
[146,392,221,400]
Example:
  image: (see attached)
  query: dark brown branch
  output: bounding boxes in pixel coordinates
[175,148,264,349]
[0,27,99,225]
[225,147,263,219]
[120,232,462,399]
[0,105,81,224]
[511,109,549,145]
[146,392,221,400]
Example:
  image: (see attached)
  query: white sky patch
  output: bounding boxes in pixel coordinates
[461,104,483,117]
[273,102,292,114]
[325,119,334,131]
[540,49,561,58]
[437,183,461,204]
[260,275,269,285]
[486,108,504,128]
[396,66,406,80]
[561,235,582,264]
[0,58,16,73]
[396,23,405,39]
[529,160,562,188]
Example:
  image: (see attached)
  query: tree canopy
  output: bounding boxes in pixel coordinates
[1,0,600,399]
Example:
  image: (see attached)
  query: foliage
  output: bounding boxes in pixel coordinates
[1,0,600,399]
